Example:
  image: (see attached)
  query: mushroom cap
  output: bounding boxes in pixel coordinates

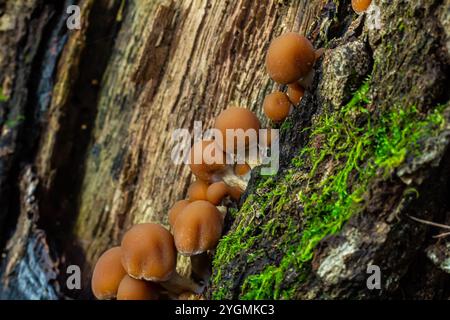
[228,185,243,201]
[266,32,315,84]
[263,92,291,122]
[91,247,127,300]
[234,163,251,176]
[168,199,190,228]
[189,140,226,182]
[187,180,209,202]
[121,223,177,282]
[352,0,372,13]
[214,107,261,153]
[173,200,223,255]
[116,275,160,300]
[206,181,229,205]
[287,83,305,105]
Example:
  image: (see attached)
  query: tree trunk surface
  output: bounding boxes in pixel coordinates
[0,0,449,300]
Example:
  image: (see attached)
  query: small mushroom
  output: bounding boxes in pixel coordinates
[263,91,292,123]
[187,180,209,201]
[121,223,202,294]
[352,0,372,13]
[117,275,160,300]
[91,247,127,300]
[173,201,223,283]
[287,83,305,105]
[168,199,190,228]
[214,107,261,154]
[228,185,244,202]
[206,181,229,205]
[189,140,226,182]
[266,32,316,84]
[234,163,251,176]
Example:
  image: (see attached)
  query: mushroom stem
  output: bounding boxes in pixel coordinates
[190,252,212,284]
[218,165,249,191]
[160,271,204,295]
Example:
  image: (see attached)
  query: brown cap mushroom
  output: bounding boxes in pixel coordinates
[117,275,160,300]
[228,185,244,201]
[168,199,190,228]
[189,140,226,182]
[287,83,305,105]
[266,32,315,84]
[206,181,229,205]
[91,247,127,300]
[214,107,261,153]
[187,180,209,202]
[121,223,202,294]
[263,92,291,123]
[234,163,251,176]
[352,0,372,13]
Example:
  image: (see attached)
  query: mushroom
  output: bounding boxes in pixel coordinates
[234,163,251,176]
[173,200,223,283]
[121,223,202,294]
[266,32,316,84]
[206,181,229,205]
[91,247,127,300]
[287,83,305,105]
[228,185,244,202]
[189,139,226,182]
[214,107,261,154]
[263,91,292,123]
[352,0,372,13]
[187,180,209,201]
[116,275,160,300]
[168,199,190,228]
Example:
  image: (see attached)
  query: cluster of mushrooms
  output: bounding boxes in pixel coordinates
[90,1,372,301]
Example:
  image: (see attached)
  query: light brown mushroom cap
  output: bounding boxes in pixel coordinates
[91,247,127,300]
[168,200,190,228]
[228,185,244,201]
[234,163,251,176]
[189,140,226,182]
[266,32,315,84]
[214,107,261,153]
[187,180,209,202]
[121,223,177,282]
[206,181,229,205]
[287,83,305,105]
[263,92,291,122]
[116,275,160,300]
[173,200,223,255]
[352,0,372,13]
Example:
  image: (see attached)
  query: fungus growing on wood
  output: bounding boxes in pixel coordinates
[173,201,223,282]
[287,83,305,105]
[168,200,190,228]
[266,32,316,84]
[263,91,292,122]
[189,140,226,182]
[121,223,201,294]
[234,163,251,176]
[228,185,244,201]
[214,107,261,153]
[91,247,127,300]
[206,181,229,205]
[116,275,160,300]
[187,180,209,201]
[352,0,372,13]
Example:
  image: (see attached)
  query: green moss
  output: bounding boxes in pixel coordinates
[0,88,8,102]
[211,78,447,300]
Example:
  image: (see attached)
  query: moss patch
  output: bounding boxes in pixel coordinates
[211,78,447,300]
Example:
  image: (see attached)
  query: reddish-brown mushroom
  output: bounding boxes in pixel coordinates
[121,223,201,294]
[228,185,244,202]
[263,91,291,123]
[116,275,160,300]
[234,163,251,176]
[206,181,229,205]
[214,107,261,154]
[187,180,209,201]
[91,247,127,300]
[168,199,190,228]
[352,0,372,13]
[189,140,226,182]
[266,32,316,84]
[173,201,223,282]
[287,83,305,105]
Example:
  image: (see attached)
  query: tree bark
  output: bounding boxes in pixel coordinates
[0,0,449,300]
